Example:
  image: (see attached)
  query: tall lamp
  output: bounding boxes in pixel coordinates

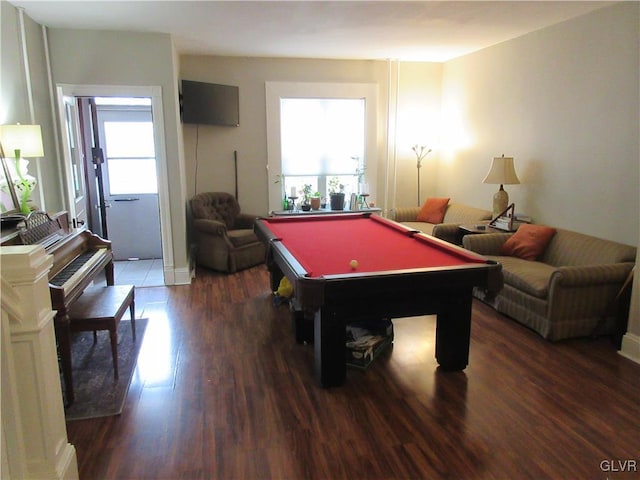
[412,145,432,206]
[482,154,520,218]
[0,124,44,214]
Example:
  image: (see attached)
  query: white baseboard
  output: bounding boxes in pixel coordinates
[172,267,192,285]
[619,332,640,364]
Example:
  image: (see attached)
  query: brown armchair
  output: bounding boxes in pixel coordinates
[190,192,265,273]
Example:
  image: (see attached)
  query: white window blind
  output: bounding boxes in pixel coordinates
[280,98,365,176]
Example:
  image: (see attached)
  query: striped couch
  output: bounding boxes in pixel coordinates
[463,228,636,341]
[394,203,492,244]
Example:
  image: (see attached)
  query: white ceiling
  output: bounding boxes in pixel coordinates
[9,1,612,62]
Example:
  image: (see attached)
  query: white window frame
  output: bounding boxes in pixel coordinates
[265,82,378,212]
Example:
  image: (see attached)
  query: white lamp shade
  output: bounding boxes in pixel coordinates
[0,124,44,158]
[482,155,520,185]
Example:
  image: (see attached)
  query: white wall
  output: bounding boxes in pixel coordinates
[395,62,443,208]
[438,2,639,247]
[0,3,62,212]
[45,28,189,275]
[436,2,640,359]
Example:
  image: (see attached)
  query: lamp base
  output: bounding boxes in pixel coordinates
[492,185,508,218]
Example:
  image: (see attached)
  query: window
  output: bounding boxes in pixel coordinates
[280,98,365,201]
[266,82,378,212]
[103,121,157,195]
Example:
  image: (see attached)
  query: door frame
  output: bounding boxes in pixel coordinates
[55,84,173,282]
[60,95,89,228]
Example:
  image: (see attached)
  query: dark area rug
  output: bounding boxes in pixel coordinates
[64,318,148,421]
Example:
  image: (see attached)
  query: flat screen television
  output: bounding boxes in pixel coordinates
[181,80,239,126]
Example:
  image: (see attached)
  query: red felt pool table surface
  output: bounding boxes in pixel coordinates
[261,214,485,277]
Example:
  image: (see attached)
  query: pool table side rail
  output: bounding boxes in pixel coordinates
[262,243,502,313]
[255,215,504,310]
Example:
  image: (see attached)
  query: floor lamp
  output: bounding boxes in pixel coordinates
[412,145,432,206]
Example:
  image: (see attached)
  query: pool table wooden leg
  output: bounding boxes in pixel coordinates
[289,301,314,344]
[435,292,472,371]
[314,308,346,387]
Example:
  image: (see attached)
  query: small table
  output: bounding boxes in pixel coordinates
[458,222,507,235]
[255,213,501,387]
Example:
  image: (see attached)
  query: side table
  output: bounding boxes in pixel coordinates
[458,221,521,244]
[459,222,503,235]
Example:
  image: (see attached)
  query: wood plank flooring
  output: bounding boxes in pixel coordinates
[66,265,640,480]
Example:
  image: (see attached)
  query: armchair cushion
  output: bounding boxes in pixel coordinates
[193,218,227,236]
[228,229,261,248]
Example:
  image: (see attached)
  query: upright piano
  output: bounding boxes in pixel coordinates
[1,211,114,405]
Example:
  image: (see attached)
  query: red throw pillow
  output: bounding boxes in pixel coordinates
[500,224,557,261]
[416,197,450,223]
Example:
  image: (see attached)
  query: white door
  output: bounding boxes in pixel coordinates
[61,96,89,227]
[96,105,162,261]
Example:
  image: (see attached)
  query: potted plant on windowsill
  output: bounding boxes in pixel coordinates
[301,184,313,211]
[328,177,345,211]
[310,191,321,210]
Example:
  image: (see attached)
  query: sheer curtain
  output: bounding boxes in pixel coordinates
[280,98,365,177]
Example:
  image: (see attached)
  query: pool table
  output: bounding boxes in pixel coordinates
[255,213,502,387]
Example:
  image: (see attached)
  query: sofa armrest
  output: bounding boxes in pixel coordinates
[550,263,634,288]
[234,213,260,229]
[393,206,420,222]
[432,223,462,244]
[546,263,635,328]
[193,218,227,236]
[462,233,511,255]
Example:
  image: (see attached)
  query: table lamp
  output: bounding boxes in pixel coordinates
[0,124,44,214]
[482,154,520,218]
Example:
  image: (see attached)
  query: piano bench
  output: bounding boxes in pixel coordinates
[68,284,136,379]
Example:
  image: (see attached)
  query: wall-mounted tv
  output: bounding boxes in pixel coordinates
[181,80,239,126]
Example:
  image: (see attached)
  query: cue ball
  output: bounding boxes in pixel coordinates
[349,259,359,269]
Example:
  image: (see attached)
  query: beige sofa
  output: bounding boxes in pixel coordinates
[463,228,636,341]
[394,203,492,244]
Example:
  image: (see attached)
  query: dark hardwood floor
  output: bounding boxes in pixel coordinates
[66,265,640,480]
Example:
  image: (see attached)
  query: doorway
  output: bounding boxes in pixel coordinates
[56,84,172,286]
[95,99,162,261]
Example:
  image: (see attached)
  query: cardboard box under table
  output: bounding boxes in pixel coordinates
[345,318,394,369]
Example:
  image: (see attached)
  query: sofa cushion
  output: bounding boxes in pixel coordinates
[442,203,492,224]
[416,197,450,223]
[541,228,638,267]
[500,224,557,261]
[489,255,557,299]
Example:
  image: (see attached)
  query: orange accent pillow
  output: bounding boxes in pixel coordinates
[416,197,450,223]
[500,224,557,261]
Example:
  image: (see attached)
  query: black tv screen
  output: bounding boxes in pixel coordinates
[181,80,239,126]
